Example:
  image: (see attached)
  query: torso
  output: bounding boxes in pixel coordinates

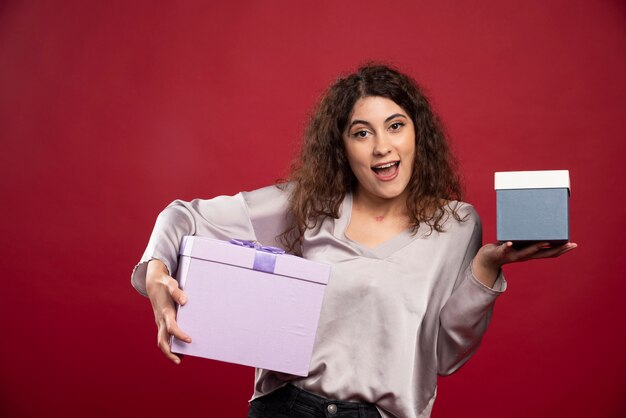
[247,186,480,418]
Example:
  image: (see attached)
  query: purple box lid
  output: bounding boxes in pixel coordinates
[179,236,330,285]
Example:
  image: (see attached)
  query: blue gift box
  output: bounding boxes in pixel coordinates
[495,170,570,247]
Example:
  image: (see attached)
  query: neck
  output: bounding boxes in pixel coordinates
[351,187,409,220]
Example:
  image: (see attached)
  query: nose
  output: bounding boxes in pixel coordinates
[373,133,392,156]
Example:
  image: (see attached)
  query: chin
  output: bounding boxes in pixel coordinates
[373,186,408,200]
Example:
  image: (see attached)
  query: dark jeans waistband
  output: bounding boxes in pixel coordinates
[250,384,382,418]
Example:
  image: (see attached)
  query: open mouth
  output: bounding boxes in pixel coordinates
[371,161,400,177]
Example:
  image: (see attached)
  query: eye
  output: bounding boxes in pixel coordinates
[351,130,371,139]
[389,122,405,131]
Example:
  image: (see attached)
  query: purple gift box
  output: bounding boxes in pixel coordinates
[170,236,331,376]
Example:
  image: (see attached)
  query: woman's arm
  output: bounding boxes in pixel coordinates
[436,211,506,375]
[146,258,191,364]
[437,206,577,375]
[134,194,256,364]
[131,193,257,296]
[131,185,291,364]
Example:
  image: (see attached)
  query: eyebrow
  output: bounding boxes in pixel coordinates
[348,113,408,129]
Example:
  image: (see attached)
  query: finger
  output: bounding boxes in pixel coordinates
[498,241,514,257]
[521,242,577,261]
[564,242,578,251]
[157,322,182,364]
[171,287,188,306]
[512,242,551,261]
[164,313,192,343]
[151,294,176,326]
[165,277,188,305]
[545,242,578,258]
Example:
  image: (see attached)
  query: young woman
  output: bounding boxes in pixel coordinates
[131,65,575,418]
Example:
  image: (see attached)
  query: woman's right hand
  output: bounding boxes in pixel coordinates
[146,259,192,364]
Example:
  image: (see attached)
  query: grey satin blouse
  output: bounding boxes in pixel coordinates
[132,184,506,418]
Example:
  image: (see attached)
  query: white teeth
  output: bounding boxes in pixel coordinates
[374,162,398,169]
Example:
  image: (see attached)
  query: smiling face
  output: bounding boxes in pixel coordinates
[343,96,416,204]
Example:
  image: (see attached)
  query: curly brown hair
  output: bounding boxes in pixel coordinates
[280,64,464,254]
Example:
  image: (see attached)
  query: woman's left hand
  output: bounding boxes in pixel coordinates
[472,241,578,288]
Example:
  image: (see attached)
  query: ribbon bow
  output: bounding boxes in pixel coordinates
[229,239,285,254]
[229,239,285,273]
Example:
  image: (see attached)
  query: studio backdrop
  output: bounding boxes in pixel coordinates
[0,1,625,417]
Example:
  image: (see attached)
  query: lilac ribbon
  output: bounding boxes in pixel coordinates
[229,239,285,274]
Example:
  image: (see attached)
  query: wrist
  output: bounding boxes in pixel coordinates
[146,259,171,292]
[472,254,500,288]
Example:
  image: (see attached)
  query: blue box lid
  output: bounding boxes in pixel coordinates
[495,170,570,194]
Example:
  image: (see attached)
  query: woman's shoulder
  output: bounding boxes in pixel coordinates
[241,182,293,212]
[241,183,294,248]
[442,200,480,226]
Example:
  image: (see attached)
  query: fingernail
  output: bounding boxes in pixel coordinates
[180,297,187,304]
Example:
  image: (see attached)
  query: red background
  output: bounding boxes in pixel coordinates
[1,1,625,417]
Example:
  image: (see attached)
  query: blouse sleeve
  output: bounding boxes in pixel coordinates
[130,184,291,296]
[437,206,507,376]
